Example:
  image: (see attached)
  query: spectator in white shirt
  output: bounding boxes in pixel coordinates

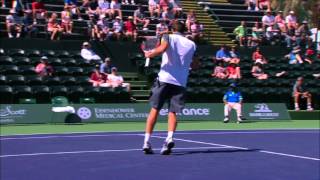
[97,0,111,18]
[81,42,101,61]
[261,10,275,29]
[101,67,131,91]
[285,11,297,29]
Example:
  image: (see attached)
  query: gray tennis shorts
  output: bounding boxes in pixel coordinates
[149,80,186,113]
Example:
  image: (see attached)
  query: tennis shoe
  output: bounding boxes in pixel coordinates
[160,140,175,155]
[142,142,154,154]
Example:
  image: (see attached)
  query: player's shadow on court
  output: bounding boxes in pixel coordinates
[172,148,259,156]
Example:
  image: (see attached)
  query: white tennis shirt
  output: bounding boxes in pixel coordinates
[158,33,196,87]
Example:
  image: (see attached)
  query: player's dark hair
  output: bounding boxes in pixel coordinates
[172,21,186,34]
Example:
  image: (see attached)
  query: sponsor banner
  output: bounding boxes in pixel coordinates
[0,103,290,124]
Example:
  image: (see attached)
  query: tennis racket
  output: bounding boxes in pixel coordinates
[140,37,160,67]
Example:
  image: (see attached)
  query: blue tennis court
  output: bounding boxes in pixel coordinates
[1,129,319,180]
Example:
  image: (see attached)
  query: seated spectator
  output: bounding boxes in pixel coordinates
[35,56,53,76]
[149,0,160,18]
[23,9,38,37]
[170,0,182,17]
[31,0,47,23]
[229,47,240,64]
[89,65,106,87]
[122,0,135,5]
[262,10,275,29]
[275,11,286,33]
[233,21,249,46]
[211,61,227,79]
[159,0,170,11]
[61,6,73,34]
[285,46,311,64]
[124,16,137,41]
[215,45,231,63]
[88,14,99,40]
[81,42,101,61]
[226,63,241,79]
[110,0,122,19]
[110,16,123,40]
[12,0,29,13]
[156,19,168,37]
[134,4,150,31]
[285,25,297,48]
[250,22,263,47]
[304,46,315,64]
[186,10,196,32]
[296,21,312,46]
[47,13,63,40]
[97,0,111,18]
[101,67,130,91]
[258,0,271,11]
[96,14,111,41]
[64,0,83,20]
[6,9,23,38]
[251,62,268,79]
[292,77,313,111]
[190,20,203,41]
[265,24,281,42]
[100,57,115,75]
[88,0,99,16]
[161,7,175,26]
[246,0,258,11]
[285,11,297,29]
[252,47,268,64]
[1,0,5,8]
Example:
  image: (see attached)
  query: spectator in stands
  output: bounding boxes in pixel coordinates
[285,25,297,48]
[122,0,135,5]
[23,9,38,37]
[88,14,99,40]
[250,21,263,47]
[97,0,111,18]
[35,56,53,76]
[100,57,115,75]
[285,46,312,64]
[161,7,175,26]
[211,61,227,79]
[1,0,5,8]
[292,77,313,111]
[149,0,160,18]
[64,0,83,20]
[110,0,122,19]
[89,65,106,87]
[233,21,249,47]
[110,16,123,40]
[285,11,297,29]
[81,42,101,61]
[252,47,268,64]
[229,46,240,64]
[261,10,275,29]
[97,14,111,41]
[61,6,73,34]
[47,13,63,40]
[304,46,315,64]
[31,0,47,23]
[190,20,203,41]
[265,24,281,42]
[296,21,312,47]
[275,11,286,33]
[215,45,231,63]
[258,0,271,11]
[156,18,168,37]
[6,9,23,38]
[251,62,268,79]
[134,4,150,31]
[124,16,137,41]
[246,0,258,11]
[226,63,241,79]
[12,0,29,13]
[159,0,170,11]
[88,0,99,16]
[186,10,196,32]
[170,0,182,18]
[102,67,131,91]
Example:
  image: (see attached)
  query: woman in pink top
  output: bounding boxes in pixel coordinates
[47,13,63,40]
[61,6,73,34]
[275,11,286,32]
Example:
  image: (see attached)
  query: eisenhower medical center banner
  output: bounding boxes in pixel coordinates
[0,103,291,124]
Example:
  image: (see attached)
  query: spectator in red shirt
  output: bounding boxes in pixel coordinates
[89,66,107,87]
[124,16,137,41]
[31,0,47,23]
[159,0,170,11]
[35,56,53,76]
[258,0,271,11]
[227,63,241,79]
[252,47,268,64]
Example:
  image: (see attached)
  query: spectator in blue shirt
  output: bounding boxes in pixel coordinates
[100,57,115,74]
[223,83,244,123]
[215,45,231,63]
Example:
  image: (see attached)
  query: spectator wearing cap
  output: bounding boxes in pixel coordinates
[275,11,286,33]
[81,42,101,61]
[292,77,313,111]
[35,56,53,76]
[226,63,241,79]
[64,0,83,20]
[156,18,168,37]
[23,9,38,37]
[149,0,160,18]
[61,6,73,34]
[89,65,106,87]
[101,67,131,91]
[31,0,47,23]
[285,11,297,29]
[211,61,227,79]
[134,4,150,31]
[124,16,137,41]
[6,9,23,38]
[296,21,312,46]
[110,0,122,19]
[47,13,63,40]
[252,47,268,64]
[251,62,268,80]
[262,10,275,29]
[215,45,231,63]
[250,22,263,47]
[100,57,115,75]
[110,16,123,40]
[233,21,249,47]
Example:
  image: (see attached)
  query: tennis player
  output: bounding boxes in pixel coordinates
[142,21,196,155]
[223,83,244,123]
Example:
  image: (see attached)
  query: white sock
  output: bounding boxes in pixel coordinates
[307,103,312,108]
[144,133,151,144]
[16,33,20,38]
[295,103,299,108]
[166,131,174,142]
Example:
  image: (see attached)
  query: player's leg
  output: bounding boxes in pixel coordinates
[306,93,313,111]
[234,103,243,123]
[294,94,300,110]
[224,103,231,122]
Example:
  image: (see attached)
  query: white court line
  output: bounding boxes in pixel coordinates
[151,135,320,161]
[0,128,319,137]
[1,130,319,141]
[0,146,231,158]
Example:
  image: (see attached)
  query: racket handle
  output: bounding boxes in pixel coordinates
[145,58,150,67]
